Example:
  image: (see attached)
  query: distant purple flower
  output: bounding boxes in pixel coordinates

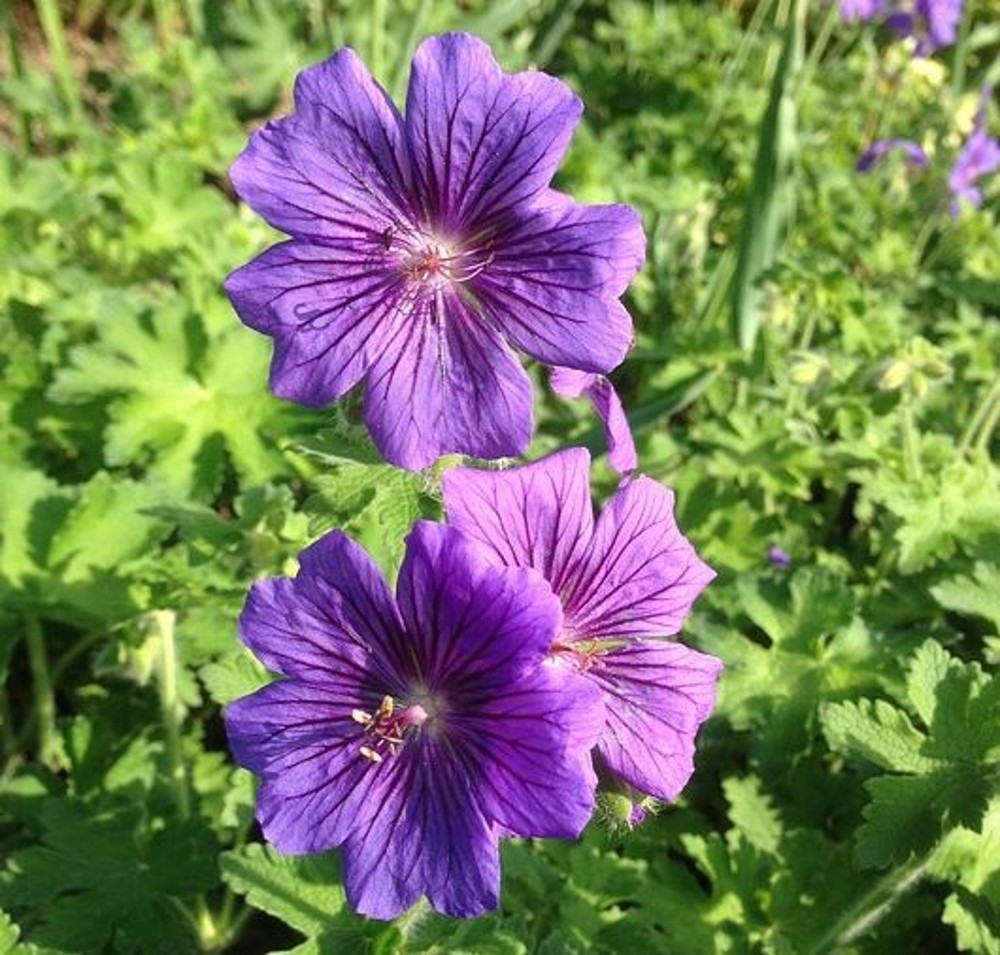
[225,33,645,470]
[887,0,963,54]
[840,0,887,21]
[949,89,1000,215]
[225,522,603,919]
[856,138,929,173]
[443,448,721,802]
[550,367,636,475]
[767,546,792,569]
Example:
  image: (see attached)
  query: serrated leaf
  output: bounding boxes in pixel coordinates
[46,473,169,580]
[50,304,300,496]
[723,776,783,854]
[857,770,992,869]
[220,844,373,949]
[932,563,1000,632]
[943,888,1000,955]
[737,566,853,652]
[0,799,217,954]
[822,699,939,774]
[0,465,71,587]
[199,646,269,706]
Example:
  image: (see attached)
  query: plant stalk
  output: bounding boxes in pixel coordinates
[25,615,57,766]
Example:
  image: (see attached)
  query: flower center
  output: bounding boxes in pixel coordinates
[351,695,429,764]
[383,226,494,290]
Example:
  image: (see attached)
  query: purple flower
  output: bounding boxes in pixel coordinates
[856,138,929,173]
[767,545,792,569]
[949,89,1000,215]
[840,0,887,22]
[550,366,636,475]
[442,448,721,802]
[225,33,645,470]
[887,0,963,54]
[225,522,603,919]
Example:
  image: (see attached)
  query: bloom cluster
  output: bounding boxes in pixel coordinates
[855,86,999,216]
[224,32,721,920]
[840,0,963,56]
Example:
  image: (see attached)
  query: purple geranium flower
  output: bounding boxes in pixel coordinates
[442,448,722,802]
[550,366,636,475]
[855,137,929,173]
[225,33,645,470]
[887,0,963,54]
[949,89,1000,215]
[840,0,887,22]
[225,521,603,919]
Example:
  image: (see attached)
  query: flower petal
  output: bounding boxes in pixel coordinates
[458,663,603,839]
[404,33,581,231]
[237,529,405,684]
[442,447,594,595]
[589,641,722,801]
[230,48,413,243]
[295,530,408,673]
[564,477,715,639]
[224,241,409,406]
[225,679,392,853]
[395,521,563,683]
[362,290,533,470]
[342,740,501,919]
[473,194,644,372]
[550,368,637,475]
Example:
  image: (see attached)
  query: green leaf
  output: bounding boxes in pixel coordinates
[50,304,300,497]
[0,465,71,587]
[931,564,1000,632]
[855,772,989,869]
[822,699,939,774]
[736,566,854,651]
[730,0,803,352]
[723,775,783,854]
[219,844,377,951]
[0,799,217,954]
[942,888,1000,955]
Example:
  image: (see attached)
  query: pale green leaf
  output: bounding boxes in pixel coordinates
[822,699,939,774]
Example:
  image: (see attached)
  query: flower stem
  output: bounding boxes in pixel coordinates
[370,0,386,82]
[153,610,222,951]
[35,0,83,122]
[25,615,57,766]
[973,388,1000,456]
[958,373,1000,456]
[900,386,922,482]
[1,0,32,151]
[155,609,190,820]
[806,851,936,954]
[396,896,431,945]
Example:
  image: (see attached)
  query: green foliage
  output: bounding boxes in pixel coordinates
[0,799,216,954]
[823,641,1000,868]
[2,0,1000,952]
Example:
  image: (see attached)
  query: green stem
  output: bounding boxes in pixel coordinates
[370,0,386,83]
[1,0,32,151]
[155,609,190,820]
[950,0,972,96]
[900,386,922,482]
[390,0,432,102]
[396,896,431,946]
[798,0,838,92]
[34,0,83,121]
[958,373,1000,456]
[973,385,1000,456]
[806,851,936,954]
[0,686,16,760]
[154,610,222,951]
[25,615,57,766]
